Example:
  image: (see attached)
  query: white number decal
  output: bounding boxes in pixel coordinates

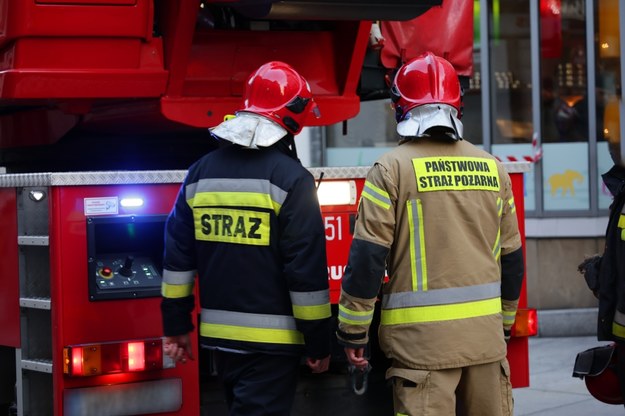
[324,216,343,241]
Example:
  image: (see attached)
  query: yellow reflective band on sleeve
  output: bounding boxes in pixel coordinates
[618,214,625,228]
[497,197,503,217]
[380,297,501,325]
[338,304,374,325]
[292,303,332,321]
[200,323,304,345]
[194,208,270,246]
[508,197,516,214]
[613,321,625,339]
[413,157,500,192]
[502,310,516,326]
[161,282,194,299]
[193,191,282,214]
[622,229,625,241]
[361,181,391,210]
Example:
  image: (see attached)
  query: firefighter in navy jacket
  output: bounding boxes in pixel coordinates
[161,61,331,416]
[578,104,625,405]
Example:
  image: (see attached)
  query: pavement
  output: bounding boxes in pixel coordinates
[513,335,623,416]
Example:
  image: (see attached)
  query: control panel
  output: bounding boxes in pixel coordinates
[87,215,167,301]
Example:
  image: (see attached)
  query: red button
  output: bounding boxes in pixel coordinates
[100,267,113,278]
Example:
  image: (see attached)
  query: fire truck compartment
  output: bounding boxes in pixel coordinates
[86,214,167,301]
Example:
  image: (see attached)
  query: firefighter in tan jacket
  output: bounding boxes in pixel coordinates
[336,52,525,415]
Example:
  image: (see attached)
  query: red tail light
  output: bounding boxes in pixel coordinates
[63,338,175,377]
[511,308,538,337]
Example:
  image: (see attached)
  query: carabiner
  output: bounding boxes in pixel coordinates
[348,363,372,396]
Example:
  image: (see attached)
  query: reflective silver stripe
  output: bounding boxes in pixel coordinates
[615,310,625,326]
[338,305,373,323]
[290,289,330,306]
[407,199,427,291]
[201,309,297,330]
[361,181,391,209]
[381,282,501,309]
[162,269,196,284]
[186,178,288,206]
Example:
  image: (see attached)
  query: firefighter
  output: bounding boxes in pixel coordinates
[336,52,525,415]
[161,61,331,416]
[577,96,625,406]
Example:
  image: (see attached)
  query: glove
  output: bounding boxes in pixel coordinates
[577,255,602,297]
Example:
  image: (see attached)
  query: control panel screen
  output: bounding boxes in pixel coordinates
[87,215,167,301]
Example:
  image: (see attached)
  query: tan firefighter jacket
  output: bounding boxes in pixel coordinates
[337,137,523,370]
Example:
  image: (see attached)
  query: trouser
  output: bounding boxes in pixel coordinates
[618,342,625,408]
[0,346,15,406]
[213,350,301,416]
[386,358,513,416]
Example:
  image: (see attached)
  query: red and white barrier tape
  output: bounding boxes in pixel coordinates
[497,133,543,163]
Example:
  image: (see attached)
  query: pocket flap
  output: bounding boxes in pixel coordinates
[385,367,429,384]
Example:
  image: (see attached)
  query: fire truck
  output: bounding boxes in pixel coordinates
[0,1,537,415]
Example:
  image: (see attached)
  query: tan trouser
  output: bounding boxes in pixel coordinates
[386,359,513,416]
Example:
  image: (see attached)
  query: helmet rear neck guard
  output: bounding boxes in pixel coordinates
[396,104,463,141]
[241,61,320,135]
[391,52,462,132]
[210,112,287,148]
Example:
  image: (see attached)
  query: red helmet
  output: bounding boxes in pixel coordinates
[573,343,623,405]
[241,61,320,135]
[585,365,623,405]
[390,52,462,122]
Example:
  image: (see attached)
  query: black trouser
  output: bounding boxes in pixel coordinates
[214,350,301,416]
[0,346,15,409]
[618,342,625,408]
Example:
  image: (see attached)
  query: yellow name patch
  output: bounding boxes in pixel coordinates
[413,157,500,192]
[194,208,270,246]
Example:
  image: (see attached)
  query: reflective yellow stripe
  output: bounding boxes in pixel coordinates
[492,198,502,261]
[192,191,282,214]
[492,229,501,261]
[502,310,516,325]
[361,181,391,210]
[292,303,331,320]
[161,282,194,298]
[200,323,304,345]
[618,214,625,228]
[381,297,501,325]
[613,321,625,339]
[193,208,270,246]
[508,197,516,214]
[413,157,500,192]
[338,304,374,325]
[407,199,427,291]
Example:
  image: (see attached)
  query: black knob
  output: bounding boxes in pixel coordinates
[118,255,135,277]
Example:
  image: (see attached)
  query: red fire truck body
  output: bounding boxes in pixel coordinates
[0,1,536,415]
